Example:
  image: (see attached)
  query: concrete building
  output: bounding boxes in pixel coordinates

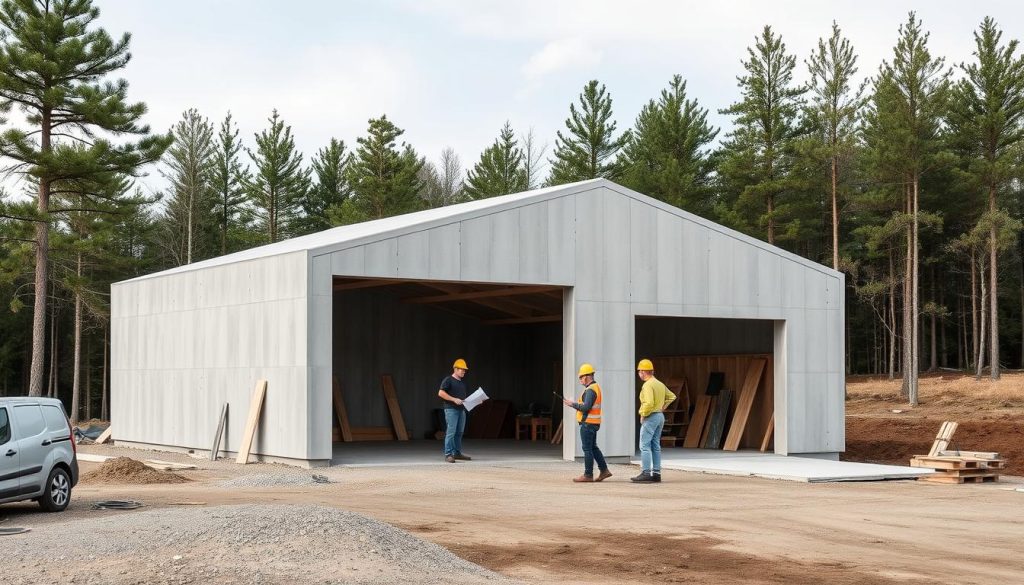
[111,179,845,467]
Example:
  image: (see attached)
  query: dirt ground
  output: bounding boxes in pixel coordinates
[3,375,1023,584]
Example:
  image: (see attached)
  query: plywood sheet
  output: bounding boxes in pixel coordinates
[236,379,267,464]
[723,358,766,451]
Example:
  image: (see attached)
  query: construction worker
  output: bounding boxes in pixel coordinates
[562,363,612,483]
[633,358,676,483]
[438,358,472,463]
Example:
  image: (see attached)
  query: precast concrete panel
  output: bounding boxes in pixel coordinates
[459,214,492,282]
[397,231,430,279]
[546,196,576,282]
[519,203,550,283]
[629,199,658,305]
[573,193,603,301]
[655,212,684,306]
[601,190,631,303]
[428,223,461,280]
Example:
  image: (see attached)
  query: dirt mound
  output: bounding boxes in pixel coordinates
[844,415,1024,475]
[80,457,190,485]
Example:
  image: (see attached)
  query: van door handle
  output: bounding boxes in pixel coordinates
[4,449,15,456]
[41,439,51,446]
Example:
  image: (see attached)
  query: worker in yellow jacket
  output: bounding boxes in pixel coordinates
[563,363,612,483]
[633,359,676,483]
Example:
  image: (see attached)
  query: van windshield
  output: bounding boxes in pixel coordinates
[0,407,9,445]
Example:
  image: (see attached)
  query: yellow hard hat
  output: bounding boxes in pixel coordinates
[637,358,654,372]
[577,363,595,377]
[453,358,468,370]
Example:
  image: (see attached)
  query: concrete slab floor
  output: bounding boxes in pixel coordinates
[632,448,934,482]
[331,439,562,467]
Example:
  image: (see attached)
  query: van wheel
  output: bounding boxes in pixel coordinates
[38,467,71,512]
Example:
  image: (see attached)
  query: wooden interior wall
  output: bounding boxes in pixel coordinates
[651,354,773,450]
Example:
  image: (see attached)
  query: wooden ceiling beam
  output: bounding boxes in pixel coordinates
[404,285,561,304]
[484,314,562,326]
[332,278,403,291]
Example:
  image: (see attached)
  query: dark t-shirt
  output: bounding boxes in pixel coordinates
[440,375,468,409]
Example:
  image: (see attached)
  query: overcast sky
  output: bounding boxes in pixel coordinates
[83,1,1024,194]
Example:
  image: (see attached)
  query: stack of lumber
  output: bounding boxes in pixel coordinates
[911,421,1004,484]
[912,451,1004,484]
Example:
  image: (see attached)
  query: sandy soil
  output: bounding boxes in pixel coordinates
[3,378,1020,584]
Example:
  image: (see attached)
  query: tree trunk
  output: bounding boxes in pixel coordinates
[977,257,988,379]
[902,187,912,400]
[101,326,109,421]
[957,293,964,370]
[889,250,897,380]
[929,266,937,372]
[1020,251,1024,368]
[28,110,52,397]
[990,185,1000,379]
[85,337,92,421]
[47,307,56,398]
[831,156,839,271]
[970,250,978,369]
[910,178,920,406]
[940,282,947,369]
[70,254,83,424]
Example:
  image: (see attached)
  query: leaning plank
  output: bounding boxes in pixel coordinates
[94,426,113,444]
[703,390,733,449]
[683,395,712,448]
[760,413,775,453]
[699,396,718,448]
[77,453,112,463]
[332,376,353,442]
[236,379,268,464]
[210,403,228,461]
[380,374,409,441]
[928,421,958,457]
[144,459,198,471]
[551,420,563,445]
[723,358,766,451]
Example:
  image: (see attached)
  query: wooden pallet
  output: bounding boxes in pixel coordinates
[920,473,999,484]
[911,457,1005,470]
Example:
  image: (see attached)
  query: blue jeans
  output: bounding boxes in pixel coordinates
[443,408,466,457]
[640,412,665,473]
[579,423,607,477]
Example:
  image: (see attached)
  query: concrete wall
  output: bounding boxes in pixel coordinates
[110,251,316,464]
[333,288,561,439]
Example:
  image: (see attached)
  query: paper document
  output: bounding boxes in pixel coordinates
[463,387,489,412]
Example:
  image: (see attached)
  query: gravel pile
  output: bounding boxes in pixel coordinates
[3,504,517,585]
[218,473,331,488]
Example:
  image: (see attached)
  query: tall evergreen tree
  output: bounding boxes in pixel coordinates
[211,112,249,255]
[806,22,866,270]
[620,75,719,215]
[160,108,217,265]
[242,109,310,243]
[0,0,171,396]
[295,138,349,234]
[718,26,806,245]
[464,122,528,199]
[334,115,424,224]
[547,80,629,185]
[878,12,951,405]
[948,17,1024,380]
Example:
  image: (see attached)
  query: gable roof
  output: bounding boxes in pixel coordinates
[122,179,840,283]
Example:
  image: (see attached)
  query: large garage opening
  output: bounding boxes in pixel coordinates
[330,277,565,465]
[635,316,776,454]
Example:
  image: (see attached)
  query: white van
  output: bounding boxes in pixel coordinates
[0,397,79,512]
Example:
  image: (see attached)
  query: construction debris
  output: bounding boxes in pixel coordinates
[911,421,1005,484]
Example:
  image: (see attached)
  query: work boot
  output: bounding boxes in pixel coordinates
[652,472,662,483]
[445,455,456,463]
[454,453,472,461]
[595,469,613,482]
[572,474,594,483]
[630,471,656,483]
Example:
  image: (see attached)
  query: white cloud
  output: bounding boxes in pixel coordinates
[522,38,602,80]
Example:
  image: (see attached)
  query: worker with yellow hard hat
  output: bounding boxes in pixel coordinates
[562,363,612,483]
[438,358,471,463]
[633,358,676,483]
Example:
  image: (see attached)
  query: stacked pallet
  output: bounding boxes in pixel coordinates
[911,452,1004,484]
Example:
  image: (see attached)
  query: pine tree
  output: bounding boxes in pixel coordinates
[242,109,310,243]
[295,138,349,235]
[620,75,719,215]
[718,26,806,245]
[160,108,217,265]
[947,17,1024,380]
[547,80,629,185]
[464,122,528,199]
[211,112,249,255]
[0,0,171,396]
[334,115,424,224]
[806,22,866,270]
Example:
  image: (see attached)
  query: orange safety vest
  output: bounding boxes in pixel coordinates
[576,382,603,425]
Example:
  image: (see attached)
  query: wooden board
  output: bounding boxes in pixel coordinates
[703,389,733,449]
[699,396,718,448]
[928,421,958,457]
[937,449,999,459]
[332,376,353,442]
[683,395,712,448]
[145,459,198,471]
[210,403,228,461]
[760,413,775,452]
[94,426,113,445]
[350,426,396,441]
[551,420,563,445]
[380,374,409,441]
[723,358,766,451]
[236,379,268,464]
[77,453,111,463]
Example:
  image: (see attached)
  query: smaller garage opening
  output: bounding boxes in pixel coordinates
[330,277,566,464]
[635,316,776,452]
